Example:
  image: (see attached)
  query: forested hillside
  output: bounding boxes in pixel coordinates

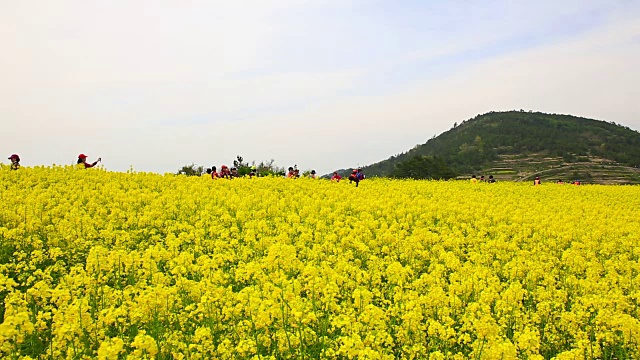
[335,111,640,183]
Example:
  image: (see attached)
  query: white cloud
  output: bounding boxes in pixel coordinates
[238,16,640,174]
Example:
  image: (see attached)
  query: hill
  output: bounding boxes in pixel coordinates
[336,111,640,184]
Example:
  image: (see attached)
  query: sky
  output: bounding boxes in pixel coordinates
[1,0,639,174]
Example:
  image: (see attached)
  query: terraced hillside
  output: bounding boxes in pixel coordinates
[347,111,640,184]
[480,153,640,184]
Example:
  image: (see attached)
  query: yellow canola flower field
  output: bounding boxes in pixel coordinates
[1,165,640,359]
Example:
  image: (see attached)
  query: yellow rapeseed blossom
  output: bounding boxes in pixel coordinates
[1,165,639,358]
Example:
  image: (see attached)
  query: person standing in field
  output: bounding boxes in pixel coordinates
[470,175,478,184]
[77,154,101,168]
[286,167,294,178]
[8,154,20,170]
[230,167,239,178]
[355,168,365,186]
[534,176,541,185]
[349,169,357,183]
[309,170,317,179]
[487,175,496,183]
[220,165,231,178]
[211,166,219,179]
[331,171,342,182]
[349,168,364,187]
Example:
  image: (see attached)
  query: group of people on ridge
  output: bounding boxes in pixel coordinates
[470,174,581,185]
[205,164,359,180]
[328,168,365,187]
[546,178,581,185]
[286,166,309,179]
[7,154,101,170]
[470,175,496,183]
[200,163,365,186]
[8,154,370,186]
[205,165,251,179]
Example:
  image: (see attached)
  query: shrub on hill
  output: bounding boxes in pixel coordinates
[392,155,457,180]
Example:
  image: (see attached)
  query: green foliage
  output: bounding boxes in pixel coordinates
[392,155,457,180]
[180,157,286,178]
[255,159,286,177]
[176,163,204,176]
[232,155,252,176]
[562,152,577,163]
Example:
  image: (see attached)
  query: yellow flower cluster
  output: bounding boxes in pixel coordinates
[1,165,639,359]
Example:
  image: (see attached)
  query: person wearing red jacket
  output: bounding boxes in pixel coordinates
[349,168,365,187]
[348,169,357,183]
[77,154,101,168]
[331,171,342,182]
[219,165,231,179]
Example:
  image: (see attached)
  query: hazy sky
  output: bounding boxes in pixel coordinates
[2,1,639,174]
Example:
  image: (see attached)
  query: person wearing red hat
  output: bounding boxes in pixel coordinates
[348,168,365,187]
[8,154,20,170]
[77,154,101,168]
[348,169,357,183]
[219,165,231,179]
